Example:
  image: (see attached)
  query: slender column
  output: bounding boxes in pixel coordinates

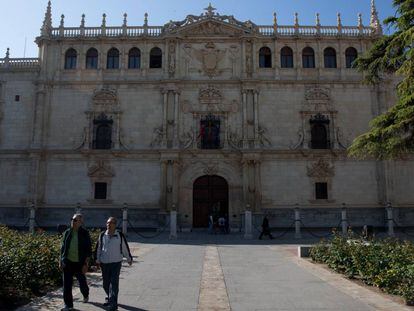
[169,210,177,239]
[122,203,128,235]
[253,90,259,147]
[386,202,394,237]
[160,160,168,211]
[173,92,179,147]
[242,160,249,206]
[254,161,261,211]
[193,115,198,149]
[162,91,168,146]
[29,203,36,234]
[295,207,301,239]
[244,209,253,239]
[172,160,179,208]
[341,204,348,235]
[242,91,247,140]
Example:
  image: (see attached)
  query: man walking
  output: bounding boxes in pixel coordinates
[259,215,274,240]
[60,213,92,311]
[96,217,133,311]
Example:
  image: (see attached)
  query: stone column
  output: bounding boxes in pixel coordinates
[242,90,247,143]
[295,207,301,239]
[122,203,128,235]
[254,161,262,211]
[29,203,36,234]
[169,210,177,239]
[242,160,249,207]
[162,91,168,147]
[160,160,168,211]
[244,209,253,239]
[173,91,179,148]
[32,89,46,148]
[253,90,259,147]
[172,160,179,208]
[341,204,348,235]
[386,202,394,237]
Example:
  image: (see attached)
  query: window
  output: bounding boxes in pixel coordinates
[93,115,113,149]
[107,48,120,69]
[128,48,141,69]
[259,47,272,68]
[345,47,358,68]
[315,182,328,199]
[64,48,77,69]
[324,47,337,68]
[310,114,330,149]
[200,115,221,149]
[86,48,98,69]
[302,47,315,68]
[149,47,162,68]
[94,182,107,199]
[280,46,293,68]
[15,95,20,102]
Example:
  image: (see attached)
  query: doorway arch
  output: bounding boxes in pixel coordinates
[193,175,229,228]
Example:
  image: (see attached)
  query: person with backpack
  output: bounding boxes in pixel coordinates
[96,217,133,311]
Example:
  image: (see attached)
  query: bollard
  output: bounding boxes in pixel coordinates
[386,202,394,237]
[29,203,35,234]
[169,210,177,239]
[341,204,348,235]
[294,207,301,239]
[122,203,128,235]
[244,209,253,239]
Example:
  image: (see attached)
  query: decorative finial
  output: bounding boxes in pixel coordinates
[41,0,52,36]
[358,13,363,28]
[60,14,65,28]
[337,13,342,27]
[294,12,299,27]
[273,12,277,26]
[144,13,148,26]
[80,14,85,28]
[370,0,382,34]
[102,13,106,27]
[204,3,217,17]
[5,47,10,58]
[315,13,320,26]
[123,13,127,27]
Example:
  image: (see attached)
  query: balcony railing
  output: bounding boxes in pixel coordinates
[0,58,40,69]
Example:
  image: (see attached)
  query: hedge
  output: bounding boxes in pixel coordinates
[310,233,414,305]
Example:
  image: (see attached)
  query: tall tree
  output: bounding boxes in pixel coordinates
[348,0,414,159]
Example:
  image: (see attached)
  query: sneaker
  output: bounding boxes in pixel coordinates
[83,295,89,303]
[103,297,110,306]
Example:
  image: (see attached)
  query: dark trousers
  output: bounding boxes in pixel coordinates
[62,260,89,308]
[259,228,274,239]
[101,261,122,308]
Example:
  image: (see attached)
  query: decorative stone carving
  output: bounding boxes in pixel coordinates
[199,86,222,104]
[290,127,305,150]
[150,126,165,147]
[193,42,226,77]
[168,40,176,77]
[88,160,115,178]
[305,86,330,101]
[307,159,335,178]
[227,126,242,150]
[257,125,272,147]
[179,128,195,149]
[245,40,253,77]
[203,162,219,176]
[92,88,118,105]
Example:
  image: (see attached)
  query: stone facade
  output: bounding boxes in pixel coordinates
[0,2,413,229]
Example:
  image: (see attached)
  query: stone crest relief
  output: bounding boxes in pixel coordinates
[88,160,115,178]
[193,42,226,77]
[307,159,335,178]
[305,86,330,101]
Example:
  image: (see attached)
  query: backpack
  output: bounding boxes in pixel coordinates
[93,230,127,261]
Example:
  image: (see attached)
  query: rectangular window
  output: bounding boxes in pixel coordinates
[94,182,107,199]
[315,182,328,200]
[15,95,20,102]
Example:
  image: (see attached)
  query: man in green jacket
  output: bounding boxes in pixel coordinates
[59,214,92,311]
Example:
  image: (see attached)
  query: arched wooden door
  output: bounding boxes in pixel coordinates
[193,175,229,228]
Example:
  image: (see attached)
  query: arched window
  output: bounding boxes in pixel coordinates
[280,46,293,68]
[93,115,113,149]
[310,114,330,149]
[302,47,315,68]
[345,47,358,68]
[128,48,141,69]
[86,48,98,69]
[259,47,272,68]
[324,47,337,68]
[107,48,119,69]
[64,48,77,69]
[149,47,162,68]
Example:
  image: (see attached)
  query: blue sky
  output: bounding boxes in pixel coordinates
[0,0,395,58]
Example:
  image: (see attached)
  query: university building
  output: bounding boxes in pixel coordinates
[0,1,413,231]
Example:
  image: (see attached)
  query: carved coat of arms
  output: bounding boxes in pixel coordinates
[194,42,226,77]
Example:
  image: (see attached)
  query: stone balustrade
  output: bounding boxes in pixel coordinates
[0,57,39,69]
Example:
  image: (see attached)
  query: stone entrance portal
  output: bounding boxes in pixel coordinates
[193,175,229,228]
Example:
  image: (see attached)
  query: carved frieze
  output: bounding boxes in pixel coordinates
[305,86,330,101]
[92,88,118,105]
[199,86,222,104]
[307,159,335,178]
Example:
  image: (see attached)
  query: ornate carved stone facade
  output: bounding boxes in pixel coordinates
[0,2,413,228]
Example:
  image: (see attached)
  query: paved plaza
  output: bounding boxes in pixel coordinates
[21,232,412,311]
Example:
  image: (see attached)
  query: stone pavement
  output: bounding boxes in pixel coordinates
[20,232,413,311]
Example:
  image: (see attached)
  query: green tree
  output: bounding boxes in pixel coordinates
[348,0,414,159]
